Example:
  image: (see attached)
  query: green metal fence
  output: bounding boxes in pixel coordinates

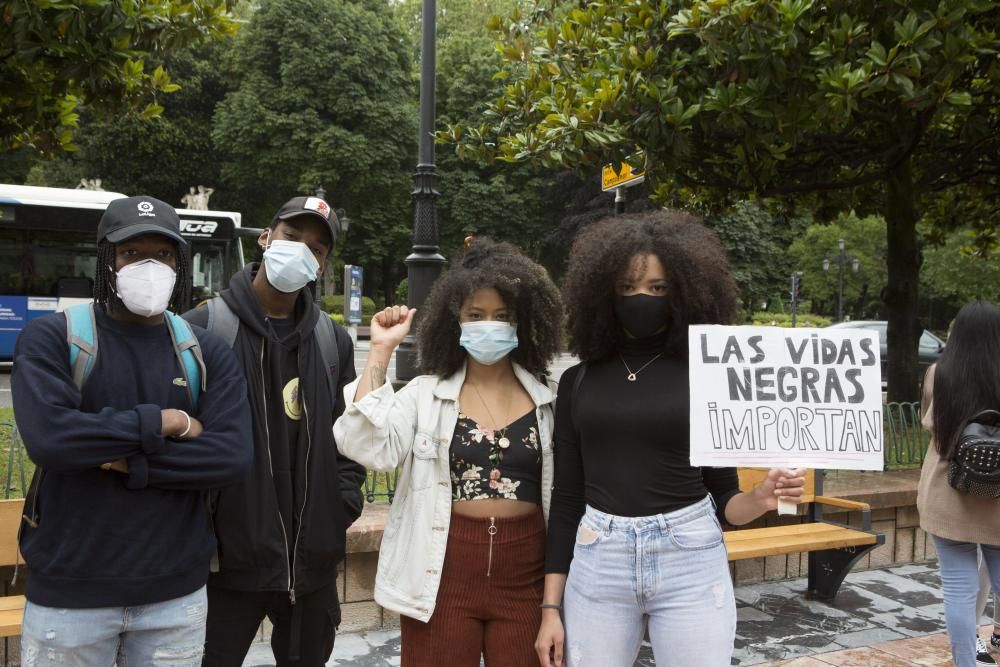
[884,401,929,469]
[363,468,398,504]
[0,422,27,500]
[0,402,933,503]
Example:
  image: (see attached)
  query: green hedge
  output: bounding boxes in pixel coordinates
[320,294,377,325]
[750,312,832,328]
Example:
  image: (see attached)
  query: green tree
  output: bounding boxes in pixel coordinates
[450,0,1000,400]
[212,0,417,299]
[22,39,236,208]
[922,229,1000,305]
[398,0,566,266]
[704,200,810,316]
[1,0,238,154]
[789,213,889,320]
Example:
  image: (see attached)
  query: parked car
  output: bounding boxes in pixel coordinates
[826,320,945,385]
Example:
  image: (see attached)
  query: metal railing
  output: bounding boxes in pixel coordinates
[883,402,929,469]
[0,403,931,503]
[363,468,399,504]
[0,422,27,499]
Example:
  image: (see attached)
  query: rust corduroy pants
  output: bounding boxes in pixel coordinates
[400,508,545,667]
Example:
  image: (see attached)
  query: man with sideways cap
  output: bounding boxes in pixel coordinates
[185,195,365,666]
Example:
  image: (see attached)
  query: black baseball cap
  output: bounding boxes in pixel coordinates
[97,196,186,246]
[272,196,339,246]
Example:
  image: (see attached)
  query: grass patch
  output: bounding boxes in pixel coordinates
[0,409,33,499]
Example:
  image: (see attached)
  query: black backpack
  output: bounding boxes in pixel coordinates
[204,298,345,399]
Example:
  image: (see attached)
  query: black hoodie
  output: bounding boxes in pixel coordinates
[184,264,365,598]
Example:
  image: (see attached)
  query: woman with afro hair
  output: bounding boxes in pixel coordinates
[534,210,805,667]
[334,239,563,666]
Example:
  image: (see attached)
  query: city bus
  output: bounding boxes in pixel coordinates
[0,185,249,363]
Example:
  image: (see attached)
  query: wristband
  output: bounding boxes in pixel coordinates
[176,410,193,439]
[540,603,562,610]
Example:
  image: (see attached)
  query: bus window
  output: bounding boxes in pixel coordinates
[0,229,95,297]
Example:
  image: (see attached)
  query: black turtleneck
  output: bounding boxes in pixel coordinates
[545,335,741,574]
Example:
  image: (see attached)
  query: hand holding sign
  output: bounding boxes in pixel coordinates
[753,467,806,512]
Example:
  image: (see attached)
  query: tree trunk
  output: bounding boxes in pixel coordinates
[883,155,922,402]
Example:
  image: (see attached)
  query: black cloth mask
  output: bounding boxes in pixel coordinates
[615,293,671,339]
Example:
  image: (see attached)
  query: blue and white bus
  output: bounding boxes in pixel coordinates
[0,185,248,363]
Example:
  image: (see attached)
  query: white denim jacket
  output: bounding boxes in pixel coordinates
[334,362,556,622]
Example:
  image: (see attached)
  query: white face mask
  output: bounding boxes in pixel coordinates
[262,238,320,293]
[113,259,177,317]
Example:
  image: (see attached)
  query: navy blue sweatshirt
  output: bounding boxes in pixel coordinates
[11,307,253,608]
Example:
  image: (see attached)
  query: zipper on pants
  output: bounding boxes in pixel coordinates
[487,517,497,577]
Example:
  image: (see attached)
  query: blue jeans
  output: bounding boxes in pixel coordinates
[933,537,1000,667]
[562,496,736,667]
[21,586,207,667]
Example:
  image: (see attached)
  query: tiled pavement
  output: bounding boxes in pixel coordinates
[244,561,981,666]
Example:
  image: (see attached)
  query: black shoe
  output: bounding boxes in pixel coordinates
[977,636,996,664]
[992,632,1000,650]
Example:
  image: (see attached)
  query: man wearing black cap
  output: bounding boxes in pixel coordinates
[184,195,365,666]
[11,196,253,665]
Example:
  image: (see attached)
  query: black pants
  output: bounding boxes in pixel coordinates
[202,581,341,667]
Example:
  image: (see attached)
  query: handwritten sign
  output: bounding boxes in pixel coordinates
[689,325,884,471]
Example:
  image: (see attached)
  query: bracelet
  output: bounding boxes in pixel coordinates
[176,410,193,439]
[539,603,563,610]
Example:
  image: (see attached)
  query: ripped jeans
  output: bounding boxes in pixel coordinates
[21,586,207,667]
[562,496,736,667]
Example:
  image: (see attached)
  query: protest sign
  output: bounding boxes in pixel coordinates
[689,325,884,471]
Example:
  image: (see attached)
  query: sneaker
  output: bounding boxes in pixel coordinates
[992,632,1000,650]
[977,636,996,664]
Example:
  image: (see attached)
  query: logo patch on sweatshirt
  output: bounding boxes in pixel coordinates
[173,377,188,387]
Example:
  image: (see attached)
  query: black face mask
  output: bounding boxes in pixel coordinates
[615,294,671,339]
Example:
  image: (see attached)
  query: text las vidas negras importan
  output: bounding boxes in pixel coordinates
[688,326,884,471]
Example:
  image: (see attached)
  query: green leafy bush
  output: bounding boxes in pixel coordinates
[750,312,832,328]
[320,294,377,325]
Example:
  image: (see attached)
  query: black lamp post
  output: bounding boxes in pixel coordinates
[822,238,860,322]
[396,0,446,381]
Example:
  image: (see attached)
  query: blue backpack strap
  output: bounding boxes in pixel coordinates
[64,303,98,389]
[164,310,205,406]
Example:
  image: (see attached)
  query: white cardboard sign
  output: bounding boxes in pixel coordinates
[689,325,884,471]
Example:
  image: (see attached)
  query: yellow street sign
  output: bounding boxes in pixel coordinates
[601,156,645,191]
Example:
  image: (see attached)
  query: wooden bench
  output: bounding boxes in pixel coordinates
[0,498,25,637]
[723,469,884,601]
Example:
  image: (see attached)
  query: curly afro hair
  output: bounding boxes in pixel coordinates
[563,209,738,361]
[417,238,563,378]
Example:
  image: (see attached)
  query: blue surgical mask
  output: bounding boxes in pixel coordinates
[262,238,319,293]
[459,321,518,366]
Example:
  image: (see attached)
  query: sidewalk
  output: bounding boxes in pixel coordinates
[242,561,976,666]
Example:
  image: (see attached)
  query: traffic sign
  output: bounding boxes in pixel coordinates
[601,154,645,191]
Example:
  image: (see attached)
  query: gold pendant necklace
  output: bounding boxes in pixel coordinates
[471,383,513,449]
[620,352,663,382]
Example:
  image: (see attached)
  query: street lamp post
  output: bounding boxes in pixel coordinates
[822,238,860,322]
[396,0,446,382]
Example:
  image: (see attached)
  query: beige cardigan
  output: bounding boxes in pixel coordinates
[916,365,1000,545]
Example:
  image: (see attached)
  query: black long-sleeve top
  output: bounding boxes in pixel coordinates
[545,336,741,574]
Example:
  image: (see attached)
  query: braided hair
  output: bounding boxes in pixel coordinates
[93,239,192,315]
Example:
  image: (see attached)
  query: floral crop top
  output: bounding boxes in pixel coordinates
[450,410,542,503]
